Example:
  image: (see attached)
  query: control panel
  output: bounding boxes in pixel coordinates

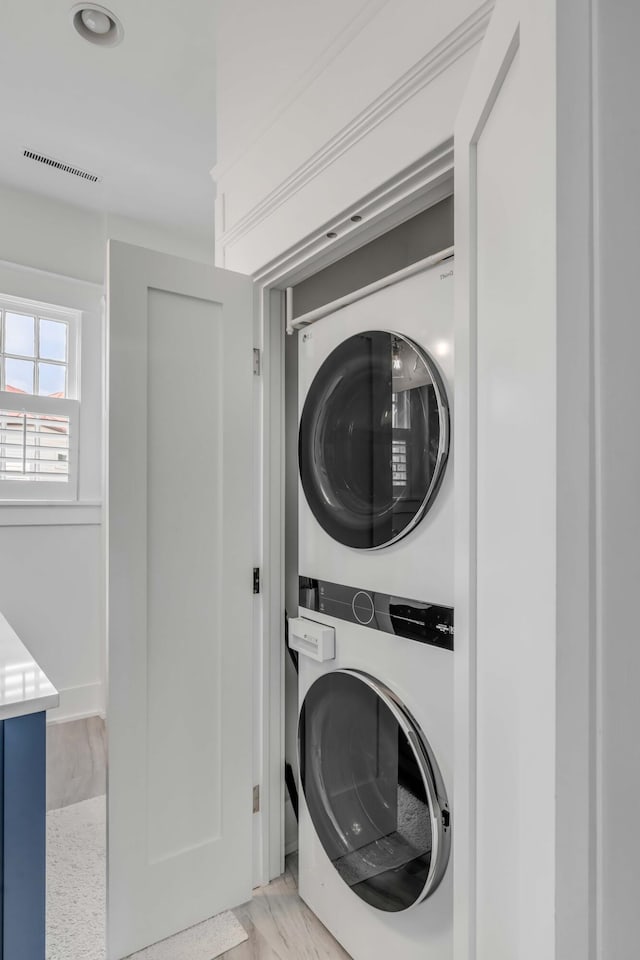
[299,576,454,651]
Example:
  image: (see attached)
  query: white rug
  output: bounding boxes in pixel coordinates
[47,796,106,959]
[123,912,248,960]
[47,796,248,960]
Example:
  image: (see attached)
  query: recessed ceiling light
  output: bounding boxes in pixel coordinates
[71,4,124,47]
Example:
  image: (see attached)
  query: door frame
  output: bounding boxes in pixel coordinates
[250,143,456,885]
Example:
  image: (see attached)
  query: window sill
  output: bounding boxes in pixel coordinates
[0,501,102,527]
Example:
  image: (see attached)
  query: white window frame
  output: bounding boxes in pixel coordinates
[0,293,81,502]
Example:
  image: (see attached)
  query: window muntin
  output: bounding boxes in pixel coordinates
[1,310,70,398]
[0,295,80,500]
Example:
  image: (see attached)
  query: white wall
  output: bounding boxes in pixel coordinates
[0,523,104,722]
[0,184,105,285]
[0,182,215,721]
[596,1,640,954]
[556,0,595,953]
[0,183,214,285]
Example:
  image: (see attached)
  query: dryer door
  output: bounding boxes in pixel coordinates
[298,330,449,549]
[298,669,451,912]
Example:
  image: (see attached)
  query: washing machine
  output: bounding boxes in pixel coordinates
[290,594,453,960]
[293,258,454,959]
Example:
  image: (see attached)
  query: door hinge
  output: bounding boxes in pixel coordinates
[253,567,260,594]
[253,348,261,376]
[253,784,260,813]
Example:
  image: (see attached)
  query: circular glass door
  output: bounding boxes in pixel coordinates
[299,669,450,912]
[298,330,449,550]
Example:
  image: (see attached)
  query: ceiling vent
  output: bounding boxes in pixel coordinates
[23,149,102,183]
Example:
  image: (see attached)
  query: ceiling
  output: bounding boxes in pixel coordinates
[0,0,217,238]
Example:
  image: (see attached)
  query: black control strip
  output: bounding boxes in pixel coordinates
[299,576,454,651]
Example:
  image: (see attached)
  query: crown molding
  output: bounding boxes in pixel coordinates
[219,0,493,255]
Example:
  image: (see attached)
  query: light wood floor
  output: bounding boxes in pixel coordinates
[221,856,352,960]
[47,716,107,810]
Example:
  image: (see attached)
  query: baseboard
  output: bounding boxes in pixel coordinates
[285,839,299,857]
[46,682,103,724]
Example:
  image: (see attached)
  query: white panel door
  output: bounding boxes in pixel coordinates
[106,240,254,959]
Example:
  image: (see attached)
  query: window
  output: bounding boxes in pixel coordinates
[0,294,80,501]
[391,390,410,488]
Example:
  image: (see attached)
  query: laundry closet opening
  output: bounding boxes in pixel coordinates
[282,190,455,891]
[290,196,453,320]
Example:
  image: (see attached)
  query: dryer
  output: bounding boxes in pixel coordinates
[297,259,454,605]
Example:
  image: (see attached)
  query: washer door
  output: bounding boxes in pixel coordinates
[299,330,449,549]
[298,669,451,912]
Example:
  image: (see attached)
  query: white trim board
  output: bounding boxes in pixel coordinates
[0,258,103,293]
[254,144,454,288]
[452,9,521,955]
[0,502,102,527]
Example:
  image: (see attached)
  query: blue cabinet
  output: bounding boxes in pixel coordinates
[0,711,46,959]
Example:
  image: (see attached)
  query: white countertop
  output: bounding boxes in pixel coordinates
[0,612,59,721]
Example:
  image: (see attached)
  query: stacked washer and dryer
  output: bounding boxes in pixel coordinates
[289,258,455,960]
